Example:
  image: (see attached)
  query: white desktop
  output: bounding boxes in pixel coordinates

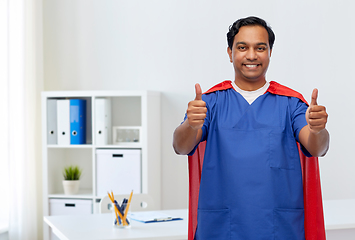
[44,209,188,240]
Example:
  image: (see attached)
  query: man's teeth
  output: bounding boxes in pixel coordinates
[245,64,258,67]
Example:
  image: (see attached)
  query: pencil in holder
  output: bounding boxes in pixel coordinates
[107,190,133,228]
[110,201,131,228]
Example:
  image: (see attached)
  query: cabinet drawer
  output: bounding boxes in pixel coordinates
[96,149,141,197]
[49,199,92,216]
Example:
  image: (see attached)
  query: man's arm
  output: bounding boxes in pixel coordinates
[173,84,207,155]
[298,88,329,157]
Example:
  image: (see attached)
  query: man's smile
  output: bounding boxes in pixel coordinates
[243,64,261,69]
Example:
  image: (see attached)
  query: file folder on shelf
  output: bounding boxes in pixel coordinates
[70,99,86,144]
[57,100,70,145]
[47,99,57,144]
[95,98,111,145]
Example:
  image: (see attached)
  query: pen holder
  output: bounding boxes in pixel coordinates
[110,203,131,228]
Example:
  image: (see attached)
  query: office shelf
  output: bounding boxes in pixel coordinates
[42,90,161,240]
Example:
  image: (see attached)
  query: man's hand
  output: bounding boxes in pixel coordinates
[173,83,207,155]
[299,88,330,157]
[306,88,328,134]
[186,83,207,130]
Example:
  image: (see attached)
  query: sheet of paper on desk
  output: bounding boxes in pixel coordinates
[128,212,183,223]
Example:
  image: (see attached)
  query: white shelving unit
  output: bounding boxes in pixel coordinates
[41,91,161,240]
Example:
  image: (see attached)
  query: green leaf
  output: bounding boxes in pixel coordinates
[63,165,82,180]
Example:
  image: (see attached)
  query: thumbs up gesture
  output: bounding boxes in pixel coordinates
[306,89,328,134]
[186,83,207,130]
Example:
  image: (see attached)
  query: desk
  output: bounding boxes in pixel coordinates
[45,202,355,240]
[323,199,355,230]
[44,209,188,240]
[323,199,355,240]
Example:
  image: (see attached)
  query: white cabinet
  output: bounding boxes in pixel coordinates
[49,199,92,240]
[96,149,141,196]
[41,91,161,240]
[49,199,92,216]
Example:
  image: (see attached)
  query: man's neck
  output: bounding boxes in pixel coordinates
[234,78,267,91]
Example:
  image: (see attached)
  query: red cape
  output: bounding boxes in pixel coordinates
[188,81,326,240]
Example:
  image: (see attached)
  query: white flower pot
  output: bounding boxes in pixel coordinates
[62,180,80,195]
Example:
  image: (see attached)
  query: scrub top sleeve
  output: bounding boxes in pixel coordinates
[291,98,312,157]
[187,126,207,156]
[182,111,208,156]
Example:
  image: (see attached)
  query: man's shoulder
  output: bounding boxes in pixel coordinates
[203,80,233,94]
[201,80,308,105]
[267,81,308,105]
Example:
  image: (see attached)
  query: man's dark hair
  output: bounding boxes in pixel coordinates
[227,16,275,50]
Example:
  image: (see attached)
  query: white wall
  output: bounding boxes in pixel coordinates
[43,0,355,210]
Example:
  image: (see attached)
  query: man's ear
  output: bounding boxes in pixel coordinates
[227,47,233,63]
[269,48,272,57]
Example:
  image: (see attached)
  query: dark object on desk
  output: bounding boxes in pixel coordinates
[129,212,183,223]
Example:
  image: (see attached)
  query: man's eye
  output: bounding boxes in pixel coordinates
[237,46,246,50]
[257,47,266,51]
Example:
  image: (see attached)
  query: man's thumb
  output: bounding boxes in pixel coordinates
[195,83,202,100]
[310,88,318,106]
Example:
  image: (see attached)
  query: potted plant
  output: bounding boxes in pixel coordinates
[62,165,82,195]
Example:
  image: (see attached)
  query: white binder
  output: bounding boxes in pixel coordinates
[57,99,70,145]
[95,98,111,145]
[47,99,57,144]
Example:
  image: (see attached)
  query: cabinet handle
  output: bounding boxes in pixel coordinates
[112,154,123,158]
[65,203,76,207]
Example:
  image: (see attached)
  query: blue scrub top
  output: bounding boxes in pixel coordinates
[188,88,310,240]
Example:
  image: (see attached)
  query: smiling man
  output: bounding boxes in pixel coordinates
[227,24,271,90]
[173,16,329,240]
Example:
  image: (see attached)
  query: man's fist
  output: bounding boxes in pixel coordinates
[306,88,328,134]
[186,83,207,130]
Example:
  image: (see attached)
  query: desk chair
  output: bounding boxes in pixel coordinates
[99,194,155,213]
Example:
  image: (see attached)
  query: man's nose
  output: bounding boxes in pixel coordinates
[246,49,257,60]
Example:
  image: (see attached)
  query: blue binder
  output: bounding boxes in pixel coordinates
[70,99,86,144]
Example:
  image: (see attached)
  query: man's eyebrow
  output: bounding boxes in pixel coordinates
[235,41,247,45]
[235,41,268,46]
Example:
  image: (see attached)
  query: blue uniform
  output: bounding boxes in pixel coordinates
[188,85,310,240]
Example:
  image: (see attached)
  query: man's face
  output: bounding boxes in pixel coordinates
[227,25,272,86]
